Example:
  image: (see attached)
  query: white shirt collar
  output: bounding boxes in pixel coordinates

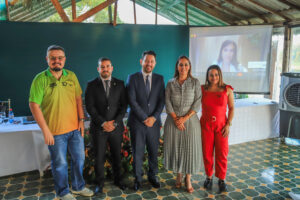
[141,70,152,78]
[100,75,112,82]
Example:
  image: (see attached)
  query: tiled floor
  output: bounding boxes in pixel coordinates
[1,138,300,200]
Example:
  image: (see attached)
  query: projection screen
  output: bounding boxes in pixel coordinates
[189,25,272,93]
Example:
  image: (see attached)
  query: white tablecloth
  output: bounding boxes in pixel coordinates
[228,98,279,144]
[0,123,50,177]
[0,98,279,177]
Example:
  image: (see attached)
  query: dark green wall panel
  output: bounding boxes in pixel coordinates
[0,22,188,116]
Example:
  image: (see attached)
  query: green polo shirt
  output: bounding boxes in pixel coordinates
[29,68,82,135]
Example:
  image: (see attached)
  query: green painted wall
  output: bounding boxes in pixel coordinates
[0,22,189,116]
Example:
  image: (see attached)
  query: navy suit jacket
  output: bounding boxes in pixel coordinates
[126,72,165,128]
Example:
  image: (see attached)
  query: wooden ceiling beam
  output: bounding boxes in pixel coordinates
[73,0,117,22]
[248,0,292,21]
[277,0,300,11]
[10,0,19,6]
[204,0,250,24]
[71,0,76,20]
[188,0,235,25]
[50,0,70,22]
[224,0,268,23]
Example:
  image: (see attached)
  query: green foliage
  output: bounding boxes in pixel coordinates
[234,94,248,99]
[44,0,123,23]
[290,45,300,72]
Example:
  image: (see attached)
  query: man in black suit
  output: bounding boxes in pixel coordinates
[126,51,165,190]
[85,58,127,194]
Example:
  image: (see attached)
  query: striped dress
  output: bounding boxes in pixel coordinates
[163,77,203,174]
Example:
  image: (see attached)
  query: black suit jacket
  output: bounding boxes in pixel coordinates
[85,77,127,134]
[126,72,165,128]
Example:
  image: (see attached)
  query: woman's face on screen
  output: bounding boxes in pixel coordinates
[221,43,235,64]
[208,69,220,85]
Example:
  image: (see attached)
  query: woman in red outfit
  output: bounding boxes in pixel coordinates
[200,65,234,192]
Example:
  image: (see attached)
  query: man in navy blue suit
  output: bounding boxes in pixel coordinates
[126,50,165,190]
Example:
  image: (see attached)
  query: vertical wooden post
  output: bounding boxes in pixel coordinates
[5,0,9,20]
[71,0,76,20]
[133,0,137,24]
[155,0,158,25]
[113,0,118,26]
[269,39,278,99]
[185,0,189,25]
[282,25,291,73]
[108,5,113,24]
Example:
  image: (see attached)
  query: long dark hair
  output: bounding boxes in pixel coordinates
[217,40,239,68]
[173,55,194,79]
[204,65,226,89]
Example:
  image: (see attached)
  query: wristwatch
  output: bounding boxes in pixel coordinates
[227,121,232,126]
[79,118,85,122]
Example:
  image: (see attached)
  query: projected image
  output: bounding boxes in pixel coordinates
[190,26,272,93]
[216,40,247,72]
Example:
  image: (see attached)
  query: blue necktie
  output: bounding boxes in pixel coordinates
[145,75,150,98]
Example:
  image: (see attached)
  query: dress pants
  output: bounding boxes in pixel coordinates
[200,116,229,180]
[130,125,160,182]
[93,131,123,186]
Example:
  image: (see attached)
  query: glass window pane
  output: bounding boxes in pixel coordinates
[290,27,300,72]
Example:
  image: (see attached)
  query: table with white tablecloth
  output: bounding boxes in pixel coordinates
[228,98,279,145]
[0,98,279,177]
[0,123,50,177]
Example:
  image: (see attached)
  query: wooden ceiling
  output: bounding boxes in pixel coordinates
[5,0,300,26]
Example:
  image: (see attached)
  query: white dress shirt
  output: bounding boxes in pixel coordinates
[100,76,112,92]
[142,71,152,90]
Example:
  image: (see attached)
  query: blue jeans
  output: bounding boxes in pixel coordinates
[48,129,85,197]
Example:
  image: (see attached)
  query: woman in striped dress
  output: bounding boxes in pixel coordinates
[164,56,202,193]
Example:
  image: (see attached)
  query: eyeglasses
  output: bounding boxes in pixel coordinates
[100,65,112,68]
[49,56,65,61]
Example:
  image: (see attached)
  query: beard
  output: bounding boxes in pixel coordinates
[143,65,153,73]
[101,72,110,79]
[50,67,62,72]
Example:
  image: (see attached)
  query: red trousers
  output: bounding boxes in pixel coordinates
[200,116,228,180]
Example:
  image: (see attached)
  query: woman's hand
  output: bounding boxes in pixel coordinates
[176,116,188,125]
[221,124,230,137]
[176,122,186,131]
[175,117,186,131]
[170,113,186,131]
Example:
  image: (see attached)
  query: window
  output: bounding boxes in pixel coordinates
[290,27,300,72]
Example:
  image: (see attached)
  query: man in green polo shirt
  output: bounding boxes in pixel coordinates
[29,45,93,200]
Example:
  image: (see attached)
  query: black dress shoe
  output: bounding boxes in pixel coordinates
[133,180,141,191]
[148,177,160,188]
[114,181,127,190]
[218,179,227,192]
[94,185,103,194]
[203,178,213,190]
